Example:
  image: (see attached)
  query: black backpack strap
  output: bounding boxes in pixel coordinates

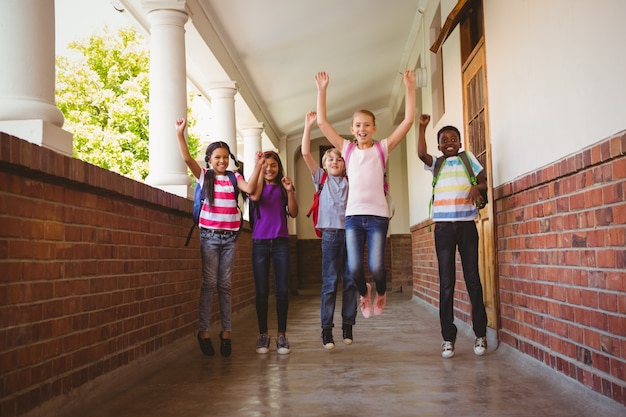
[458,151,477,185]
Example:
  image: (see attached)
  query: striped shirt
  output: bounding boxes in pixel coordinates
[197,168,242,231]
[426,152,483,222]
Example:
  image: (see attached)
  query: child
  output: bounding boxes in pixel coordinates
[301,111,356,349]
[249,151,299,354]
[175,117,263,357]
[315,70,416,318]
[416,114,488,358]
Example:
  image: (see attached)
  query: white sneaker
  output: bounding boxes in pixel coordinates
[474,337,487,356]
[441,341,455,358]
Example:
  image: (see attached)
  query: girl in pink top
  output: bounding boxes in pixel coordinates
[315,70,416,319]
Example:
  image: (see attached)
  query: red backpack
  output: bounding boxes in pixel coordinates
[306,172,328,238]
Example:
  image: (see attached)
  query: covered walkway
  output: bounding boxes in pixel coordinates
[40,286,624,417]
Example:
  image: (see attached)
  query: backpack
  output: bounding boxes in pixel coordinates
[185,170,240,246]
[432,151,488,211]
[344,141,395,218]
[305,171,328,238]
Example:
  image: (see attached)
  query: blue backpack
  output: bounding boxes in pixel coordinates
[185,170,239,246]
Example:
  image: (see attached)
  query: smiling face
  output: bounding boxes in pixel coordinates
[263,152,283,184]
[208,146,231,174]
[350,110,377,147]
[437,128,462,157]
[322,149,345,176]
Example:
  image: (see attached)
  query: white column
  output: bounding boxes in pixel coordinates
[207,82,238,171]
[143,3,191,197]
[0,0,72,155]
[240,123,264,180]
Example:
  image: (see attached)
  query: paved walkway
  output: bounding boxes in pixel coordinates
[35,286,624,417]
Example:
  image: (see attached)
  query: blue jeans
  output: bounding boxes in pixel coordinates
[320,229,357,329]
[252,238,290,333]
[434,221,487,342]
[199,229,238,333]
[345,215,389,297]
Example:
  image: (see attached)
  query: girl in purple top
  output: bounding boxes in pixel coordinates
[249,151,298,354]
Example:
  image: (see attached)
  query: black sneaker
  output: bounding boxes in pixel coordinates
[321,329,335,350]
[219,331,232,357]
[197,333,215,356]
[342,325,353,345]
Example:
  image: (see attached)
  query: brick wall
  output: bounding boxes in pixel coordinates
[298,235,412,292]
[0,133,264,417]
[411,131,626,406]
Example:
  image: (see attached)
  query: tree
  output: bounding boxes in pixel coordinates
[56,26,201,181]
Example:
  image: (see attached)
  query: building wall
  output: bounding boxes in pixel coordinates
[0,133,271,417]
[412,131,626,406]
[298,235,413,293]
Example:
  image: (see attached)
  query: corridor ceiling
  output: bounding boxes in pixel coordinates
[119,0,427,149]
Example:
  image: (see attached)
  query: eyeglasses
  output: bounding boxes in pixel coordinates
[440,137,460,144]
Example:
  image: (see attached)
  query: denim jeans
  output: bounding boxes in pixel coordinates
[320,229,357,329]
[345,215,389,297]
[434,221,487,342]
[199,229,238,333]
[252,238,290,334]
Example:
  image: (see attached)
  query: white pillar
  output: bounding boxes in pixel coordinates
[143,3,191,197]
[207,82,238,171]
[0,0,72,155]
[240,124,264,180]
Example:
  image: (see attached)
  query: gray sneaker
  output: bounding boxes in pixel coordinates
[441,340,455,358]
[474,337,487,356]
[276,335,291,355]
[255,334,270,354]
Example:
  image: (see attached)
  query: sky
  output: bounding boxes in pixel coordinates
[55,0,132,55]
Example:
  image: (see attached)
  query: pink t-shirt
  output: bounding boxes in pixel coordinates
[342,139,389,217]
[197,168,242,231]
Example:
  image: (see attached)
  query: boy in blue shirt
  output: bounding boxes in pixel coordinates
[301,111,356,349]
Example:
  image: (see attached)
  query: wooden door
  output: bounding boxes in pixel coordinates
[462,42,499,329]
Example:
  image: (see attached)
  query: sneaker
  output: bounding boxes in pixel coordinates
[373,291,387,316]
[474,337,487,356]
[276,335,291,355]
[321,329,335,350]
[197,333,215,356]
[359,283,373,319]
[219,331,232,357]
[255,334,270,354]
[342,325,353,345]
[441,340,455,358]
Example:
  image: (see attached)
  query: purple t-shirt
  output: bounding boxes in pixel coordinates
[252,184,289,239]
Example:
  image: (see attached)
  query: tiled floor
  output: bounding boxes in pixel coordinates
[38,285,624,417]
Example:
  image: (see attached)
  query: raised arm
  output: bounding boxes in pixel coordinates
[175,117,202,179]
[236,151,264,195]
[417,114,433,167]
[387,70,416,153]
[282,176,299,218]
[249,168,265,202]
[315,72,345,151]
[301,111,319,175]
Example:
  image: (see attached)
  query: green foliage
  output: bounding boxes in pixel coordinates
[56,26,201,181]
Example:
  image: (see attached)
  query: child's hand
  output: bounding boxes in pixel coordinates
[175,118,187,134]
[315,72,329,90]
[305,111,317,128]
[468,185,483,207]
[282,176,294,191]
[419,114,431,127]
[254,151,265,167]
